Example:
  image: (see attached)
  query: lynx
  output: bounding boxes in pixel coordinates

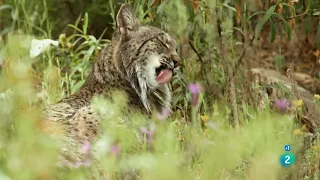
[44,4,181,166]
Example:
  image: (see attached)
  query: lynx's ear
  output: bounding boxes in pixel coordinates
[116,4,140,35]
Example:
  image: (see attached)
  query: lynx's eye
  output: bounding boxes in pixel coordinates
[157,39,169,49]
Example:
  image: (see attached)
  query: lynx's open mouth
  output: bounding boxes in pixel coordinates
[156,65,173,84]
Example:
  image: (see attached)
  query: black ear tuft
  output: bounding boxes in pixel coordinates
[116,4,140,35]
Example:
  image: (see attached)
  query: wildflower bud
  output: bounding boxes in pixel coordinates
[59,34,66,42]
[293,129,302,136]
[95,49,100,57]
[204,128,209,137]
[200,115,209,123]
[188,83,204,106]
[67,43,73,49]
[155,107,169,120]
[110,143,121,156]
[292,99,303,108]
[140,123,156,144]
[313,146,320,152]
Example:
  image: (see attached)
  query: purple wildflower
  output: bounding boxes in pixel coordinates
[140,123,156,143]
[83,159,91,167]
[275,99,290,112]
[73,161,82,168]
[188,83,204,106]
[63,161,82,169]
[81,142,91,154]
[110,143,121,156]
[156,107,170,120]
[56,155,92,169]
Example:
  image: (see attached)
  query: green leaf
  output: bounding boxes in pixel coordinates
[303,15,312,34]
[317,22,320,49]
[313,10,320,16]
[254,5,277,40]
[88,35,97,44]
[0,4,12,11]
[247,11,265,21]
[261,5,277,27]
[304,0,311,14]
[83,45,96,63]
[283,20,291,40]
[222,3,237,12]
[67,24,84,34]
[276,22,283,40]
[147,0,154,6]
[274,55,285,71]
[185,0,196,21]
[72,80,86,94]
[272,13,291,40]
[270,19,276,43]
[156,0,169,14]
[83,12,89,35]
[278,3,295,15]
[0,27,13,36]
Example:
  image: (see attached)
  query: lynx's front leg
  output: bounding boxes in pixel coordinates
[66,106,101,144]
[53,105,102,167]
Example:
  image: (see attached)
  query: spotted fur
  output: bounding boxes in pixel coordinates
[44,4,181,165]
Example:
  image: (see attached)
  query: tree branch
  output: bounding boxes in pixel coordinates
[188,40,212,89]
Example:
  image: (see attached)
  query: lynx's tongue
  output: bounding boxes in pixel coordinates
[157,69,173,84]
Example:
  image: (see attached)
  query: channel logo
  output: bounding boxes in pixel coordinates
[279,145,296,167]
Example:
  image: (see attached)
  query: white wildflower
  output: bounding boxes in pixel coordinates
[0,88,14,100]
[29,39,59,58]
[93,135,112,157]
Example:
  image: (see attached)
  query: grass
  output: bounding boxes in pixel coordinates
[1,0,320,179]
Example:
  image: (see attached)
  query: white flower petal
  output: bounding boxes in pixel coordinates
[29,39,59,58]
[43,39,59,47]
[93,135,112,157]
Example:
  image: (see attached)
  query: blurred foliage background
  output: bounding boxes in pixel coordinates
[1,0,320,179]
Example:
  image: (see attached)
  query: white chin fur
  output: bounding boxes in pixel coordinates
[135,54,172,112]
[146,54,162,88]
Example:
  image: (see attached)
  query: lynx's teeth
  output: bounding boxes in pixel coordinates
[157,69,172,84]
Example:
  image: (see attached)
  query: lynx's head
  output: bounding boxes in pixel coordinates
[112,4,181,112]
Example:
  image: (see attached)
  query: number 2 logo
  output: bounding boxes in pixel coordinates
[280,153,295,167]
[284,155,290,164]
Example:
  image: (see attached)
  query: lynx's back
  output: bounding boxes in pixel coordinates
[44,3,181,166]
